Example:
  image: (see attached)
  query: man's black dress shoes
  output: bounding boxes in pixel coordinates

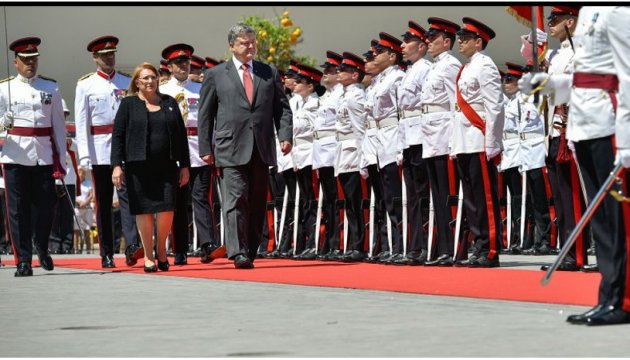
[468,255,501,268]
[295,248,317,260]
[125,244,144,266]
[581,263,599,272]
[540,261,578,272]
[101,255,116,268]
[15,262,33,277]
[37,250,54,271]
[174,252,187,265]
[234,254,254,269]
[425,254,454,267]
[342,250,367,262]
[566,304,604,324]
[364,251,390,263]
[586,305,630,326]
[381,253,404,264]
[200,243,227,264]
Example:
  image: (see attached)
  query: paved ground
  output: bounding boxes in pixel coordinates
[1,253,629,357]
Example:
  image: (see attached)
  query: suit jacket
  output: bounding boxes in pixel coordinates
[198,59,292,167]
[111,95,190,168]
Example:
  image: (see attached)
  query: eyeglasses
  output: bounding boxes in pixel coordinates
[138,75,158,82]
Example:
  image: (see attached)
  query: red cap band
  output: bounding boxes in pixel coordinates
[166,49,192,60]
[463,23,490,42]
[379,38,401,53]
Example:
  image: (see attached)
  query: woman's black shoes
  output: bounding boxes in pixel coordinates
[157,260,170,271]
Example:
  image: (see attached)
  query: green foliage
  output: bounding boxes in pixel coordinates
[241,10,316,71]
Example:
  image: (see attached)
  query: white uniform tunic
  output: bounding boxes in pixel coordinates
[335,83,366,176]
[372,65,404,168]
[292,93,319,170]
[420,51,460,158]
[360,76,380,169]
[397,58,431,149]
[160,77,204,167]
[522,37,575,140]
[74,71,130,167]
[451,51,504,155]
[275,94,302,172]
[0,74,66,170]
[500,92,546,173]
[312,83,342,170]
[550,7,616,143]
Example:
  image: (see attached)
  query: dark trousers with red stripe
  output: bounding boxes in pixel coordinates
[367,164,389,253]
[525,168,552,250]
[402,145,430,254]
[380,162,404,254]
[172,165,218,254]
[92,165,138,257]
[276,169,299,253]
[3,164,56,264]
[546,137,588,264]
[50,184,76,253]
[503,167,524,248]
[426,155,455,257]
[575,136,628,309]
[339,171,365,252]
[456,153,502,258]
[296,166,317,250]
[317,166,340,254]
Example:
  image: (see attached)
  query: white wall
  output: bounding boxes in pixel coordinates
[0,5,555,115]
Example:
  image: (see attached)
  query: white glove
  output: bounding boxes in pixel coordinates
[360,167,369,179]
[1,111,14,130]
[527,29,548,46]
[396,153,403,167]
[568,140,576,153]
[518,72,556,96]
[80,158,91,170]
[615,148,630,169]
[486,147,501,160]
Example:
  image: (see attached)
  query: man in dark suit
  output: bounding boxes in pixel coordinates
[198,23,293,269]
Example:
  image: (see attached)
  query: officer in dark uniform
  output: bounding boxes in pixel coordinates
[0,37,66,276]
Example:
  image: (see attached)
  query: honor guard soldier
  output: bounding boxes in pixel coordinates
[189,54,205,82]
[420,17,462,266]
[49,100,79,254]
[521,6,630,326]
[205,56,220,70]
[291,64,325,260]
[0,37,66,276]
[161,44,225,265]
[313,51,343,261]
[75,35,139,268]
[396,21,432,265]
[452,18,504,267]
[361,40,390,263]
[499,63,552,255]
[371,32,406,264]
[520,6,586,261]
[335,52,367,262]
[159,59,171,82]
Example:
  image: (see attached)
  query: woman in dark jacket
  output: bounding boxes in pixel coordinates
[112,62,190,272]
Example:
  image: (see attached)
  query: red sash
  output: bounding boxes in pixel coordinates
[456,65,486,135]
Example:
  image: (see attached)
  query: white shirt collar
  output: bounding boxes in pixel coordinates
[232,56,253,70]
[16,73,36,84]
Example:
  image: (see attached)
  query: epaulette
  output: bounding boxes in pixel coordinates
[38,75,57,82]
[118,71,131,78]
[160,79,169,86]
[78,72,95,81]
[0,76,14,83]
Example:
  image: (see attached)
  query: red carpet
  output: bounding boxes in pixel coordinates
[9,257,599,306]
